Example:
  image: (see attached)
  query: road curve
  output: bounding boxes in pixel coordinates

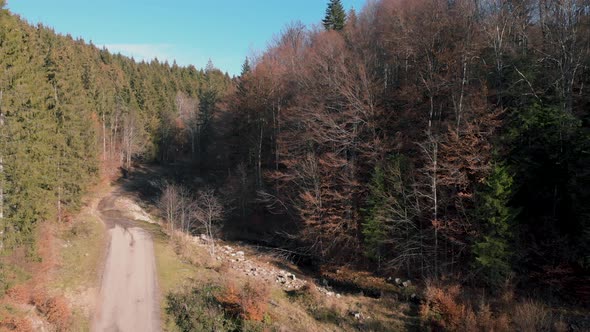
[92,193,161,332]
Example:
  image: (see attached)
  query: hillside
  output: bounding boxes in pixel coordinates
[1,0,590,331]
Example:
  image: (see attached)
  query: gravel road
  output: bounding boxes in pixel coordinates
[92,193,161,332]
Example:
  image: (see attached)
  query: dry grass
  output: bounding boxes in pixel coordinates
[512,300,552,332]
[170,233,215,267]
[320,266,397,297]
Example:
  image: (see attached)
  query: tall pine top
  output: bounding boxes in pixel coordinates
[322,0,347,31]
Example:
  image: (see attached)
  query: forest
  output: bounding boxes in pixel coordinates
[0,0,589,329]
[0,1,231,248]
[219,0,590,295]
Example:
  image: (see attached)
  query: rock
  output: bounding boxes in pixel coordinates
[349,311,362,320]
[336,294,342,298]
[236,251,244,256]
[395,278,402,285]
[326,291,334,297]
[402,280,411,287]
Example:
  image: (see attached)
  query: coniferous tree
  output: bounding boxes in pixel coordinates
[0,7,231,248]
[241,57,251,77]
[473,165,517,287]
[322,0,347,31]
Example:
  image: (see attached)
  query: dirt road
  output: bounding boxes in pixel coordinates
[92,193,161,332]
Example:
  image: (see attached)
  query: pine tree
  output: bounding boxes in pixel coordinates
[473,164,517,287]
[0,16,57,246]
[322,0,347,31]
[241,57,251,77]
[362,165,388,264]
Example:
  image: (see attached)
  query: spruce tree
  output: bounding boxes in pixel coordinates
[241,57,251,77]
[473,165,517,287]
[322,0,347,31]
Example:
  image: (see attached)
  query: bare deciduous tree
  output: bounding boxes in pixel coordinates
[121,108,145,170]
[158,183,198,234]
[194,189,224,256]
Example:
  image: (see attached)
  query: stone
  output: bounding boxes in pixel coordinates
[349,311,362,320]
[395,278,402,285]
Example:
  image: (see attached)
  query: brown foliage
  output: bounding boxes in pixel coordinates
[216,280,269,322]
[30,290,71,331]
[5,285,30,305]
[34,223,56,285]
[420,281,513,331]
[0,315,33,332]
[420,282,466,330]
[239,282,269,322]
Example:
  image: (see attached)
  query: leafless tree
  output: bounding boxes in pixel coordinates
[538,0,590,113]
[175,91,200,158]
[158,183,198,234]
[158,183,180,232]
[194,189,224,256]
[121,108,145,169]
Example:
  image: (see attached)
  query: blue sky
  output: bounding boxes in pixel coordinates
[6,0,366,76]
